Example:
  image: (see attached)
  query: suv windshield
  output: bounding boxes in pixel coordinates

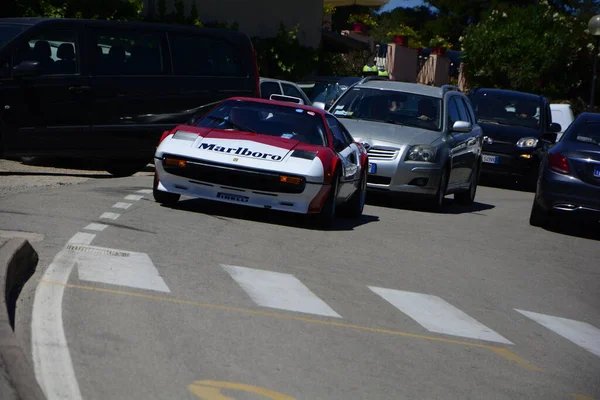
[331,87,443,132]
[196,100,327,146]
[469,91,541,129]
[0,24,26,47]
[567,122,600,146]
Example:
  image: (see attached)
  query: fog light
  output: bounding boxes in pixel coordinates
[280,175,303,184]
[519,154,532,159]
[409,178,429,187]
[164,157,187,167]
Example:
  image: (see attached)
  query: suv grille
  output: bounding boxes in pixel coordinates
[367,146,400,160]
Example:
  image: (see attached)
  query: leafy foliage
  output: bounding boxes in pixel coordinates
[347,13,378,27]
[461,2,592,99]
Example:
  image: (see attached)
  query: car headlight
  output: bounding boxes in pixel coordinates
[406,145,437,162]
[516,137,538,148]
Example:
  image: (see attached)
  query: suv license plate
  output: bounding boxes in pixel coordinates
[217,192,249,203]
[482,155,499,164]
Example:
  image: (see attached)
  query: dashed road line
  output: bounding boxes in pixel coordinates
[124,195,144,201]
[136,189,152,194]
[222,265,341,318]
[100,212,120,220]
[369,287,513,345]
[83,223,108,232]
[68,232,96,246]
[112,202,132,209]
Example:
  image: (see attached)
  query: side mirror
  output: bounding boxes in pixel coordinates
[13,60,41,78]
[541,132,557,144]
[312,101,326,110]
[451,120,472,133]
[549,122,562,133]
[269,94,304,105]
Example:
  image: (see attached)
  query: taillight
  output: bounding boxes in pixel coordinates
[548,152,569,174]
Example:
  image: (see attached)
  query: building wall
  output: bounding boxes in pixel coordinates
[144,0,323,48]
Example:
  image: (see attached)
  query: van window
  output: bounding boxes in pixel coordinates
[169,34,245,77]
[13,30,78,75]
[89,28,164,75]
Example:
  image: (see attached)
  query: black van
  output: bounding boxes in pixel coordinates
[0,18,260,176]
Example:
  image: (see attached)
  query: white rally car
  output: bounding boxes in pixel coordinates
[153,97,369,226]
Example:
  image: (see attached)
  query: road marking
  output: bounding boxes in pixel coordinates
[83,223,108,232]
[136,189,152,194]
[112,202,132,209]
[222,265,341,318]
[0,229,44,242]
[39,280,540,371]
[32,235,84,400]
[516,309,600,357]
[67,232,96,246]
[73,245,170,292]
[189,380,295,400]
[124,195,143,201]
[100,212,120,220]
[369,287,513,345]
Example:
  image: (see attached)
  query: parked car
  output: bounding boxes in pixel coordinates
[259,77,311,105]
[529,112,600,227]
[297,76,388,110]
[0,18,260,176]
[154,97,369,227]
[329,80,483,209]
[550,103,575,141]
[467,88,561,188]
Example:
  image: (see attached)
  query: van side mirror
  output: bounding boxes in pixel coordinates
[548,122,562,133]
[13,60,42,78]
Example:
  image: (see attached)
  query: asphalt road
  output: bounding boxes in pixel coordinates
[1,161,599,400]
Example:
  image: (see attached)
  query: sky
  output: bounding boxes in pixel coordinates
[380,0,426,12]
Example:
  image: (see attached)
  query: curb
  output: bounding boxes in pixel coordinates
[0,238,46,400]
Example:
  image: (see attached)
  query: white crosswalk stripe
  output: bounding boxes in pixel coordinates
[369,287,513,344]
[516,309,600,357]
[221,265,341,318]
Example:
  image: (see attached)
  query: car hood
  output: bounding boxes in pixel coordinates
[478,122,542,142]
[339,118,442,147]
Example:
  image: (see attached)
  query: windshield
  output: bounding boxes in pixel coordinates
[567,122,600,146]
[0,24,27,47]
[331,87,443,132]
[469,91,541,129]
[196,100,328,146]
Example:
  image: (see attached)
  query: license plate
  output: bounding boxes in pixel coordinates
[482,155,499,164]
[594,167,600,178]
[216,192,249,203]
[368,162,377,174]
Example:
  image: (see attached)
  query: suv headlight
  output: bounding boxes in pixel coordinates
[406,145,437,162]
[516,137,538,148]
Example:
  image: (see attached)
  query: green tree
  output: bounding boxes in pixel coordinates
[371,6,436,43]
[461,1,592,100]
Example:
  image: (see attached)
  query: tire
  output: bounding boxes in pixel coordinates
[455,164,478,205]
[315,170,340,228]
[152,173,180,206]
[430,168,449,211]
[529,199,549,227]
[105,159,150,177]
[339,167,367,218]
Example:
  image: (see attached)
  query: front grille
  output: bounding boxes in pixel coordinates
[367,175,391,185]
[367,146,400,160]
[162,155,305,194]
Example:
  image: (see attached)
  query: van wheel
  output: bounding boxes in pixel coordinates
[152,173,180,205]
[105,159,149,177]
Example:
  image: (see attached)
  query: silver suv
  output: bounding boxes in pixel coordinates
[329,81,483,208]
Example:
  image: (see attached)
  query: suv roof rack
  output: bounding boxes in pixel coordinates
[442,85,461,93]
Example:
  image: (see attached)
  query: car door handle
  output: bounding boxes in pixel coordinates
[69,86,91,94]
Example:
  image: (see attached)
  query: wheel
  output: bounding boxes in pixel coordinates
[455,164,479,205]
[152,173,180,206]
[529,199,549,227]
[315,170,340,228]
[338,167,366,218]
[430,168,449,211]
[105,159,150,177]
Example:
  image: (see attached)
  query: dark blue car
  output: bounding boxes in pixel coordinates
[529,112,600,227]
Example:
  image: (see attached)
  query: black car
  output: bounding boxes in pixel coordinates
[468,88,561,187]
[529,112,600,227]
[0,18,260,176]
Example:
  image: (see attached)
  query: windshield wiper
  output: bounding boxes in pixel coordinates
[478,118,510,125]
[206,115,256,133]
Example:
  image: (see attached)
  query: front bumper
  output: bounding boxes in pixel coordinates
[366,157,442,195]
[537,169,600,218]
[155,159,325,214]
